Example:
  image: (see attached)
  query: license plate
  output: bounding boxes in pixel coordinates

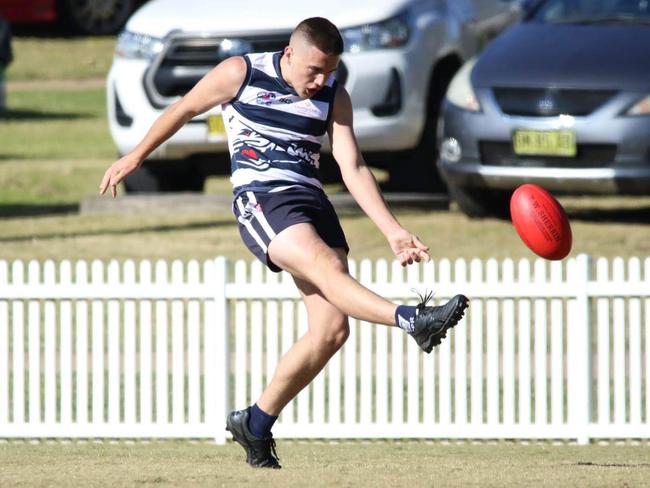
[513,130,576,157]
[207,114,226,141]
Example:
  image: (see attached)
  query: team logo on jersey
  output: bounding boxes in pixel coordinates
[256,92,276,106]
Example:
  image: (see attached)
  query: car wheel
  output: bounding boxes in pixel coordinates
[123,161,206,193]
[448,184,511,219]
[58,0,135,35]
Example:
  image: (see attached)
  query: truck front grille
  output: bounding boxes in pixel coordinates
[146,34,290,103]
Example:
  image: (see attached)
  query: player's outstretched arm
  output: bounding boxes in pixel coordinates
[99,56,247,197]
[328,85,430,265]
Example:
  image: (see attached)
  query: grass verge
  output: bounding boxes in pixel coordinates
[0,89,113,160]
[1,196,650,262]
[6,37,115,82]
[0,441,648,487]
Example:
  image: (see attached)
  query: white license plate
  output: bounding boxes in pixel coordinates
[513,130,576,157]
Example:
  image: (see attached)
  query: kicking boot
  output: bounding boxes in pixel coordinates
[410,293,469,353]
[226,407,281,469]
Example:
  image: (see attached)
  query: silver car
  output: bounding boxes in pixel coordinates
[438,0,650,217]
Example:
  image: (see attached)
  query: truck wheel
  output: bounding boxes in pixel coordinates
[58,0,135,35]
[409,73,452,193]
[385,65,457,192]
[448,184,511,219]
[123,161,206,193]
[384,101,444,192]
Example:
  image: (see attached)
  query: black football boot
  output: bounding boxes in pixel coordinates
[410,292,469,353]
[226,407,281,469]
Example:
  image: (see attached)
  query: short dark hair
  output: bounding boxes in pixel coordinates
[293,17,344,56]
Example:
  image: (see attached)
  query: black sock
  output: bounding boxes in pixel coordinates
[248,403,278,438]
[395,305,418,333]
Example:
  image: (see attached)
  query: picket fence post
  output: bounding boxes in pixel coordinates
[213,257,229,445]
[567,254,592,444]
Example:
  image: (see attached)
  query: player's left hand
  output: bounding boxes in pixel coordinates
[388,229,430,266]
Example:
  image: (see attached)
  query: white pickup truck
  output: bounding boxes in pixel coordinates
[107,0,519,192]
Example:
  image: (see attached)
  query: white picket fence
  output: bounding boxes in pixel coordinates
[0,255,649,444]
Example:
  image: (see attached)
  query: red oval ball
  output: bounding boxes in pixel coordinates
[510,184,572,260]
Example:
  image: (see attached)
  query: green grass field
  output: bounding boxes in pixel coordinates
[1,441,649,487]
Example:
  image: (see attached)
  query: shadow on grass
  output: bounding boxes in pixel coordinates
[0,154,29,161]
[0,218,233,243]
[0,203,79,218]
[473,202,650,224]
[0,108,90,121]
[575,461,650,468]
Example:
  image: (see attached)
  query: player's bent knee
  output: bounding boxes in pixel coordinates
[328,255,349,274]
[333,324,350,350]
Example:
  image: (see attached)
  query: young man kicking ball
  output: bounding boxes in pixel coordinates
[99,17,468,469]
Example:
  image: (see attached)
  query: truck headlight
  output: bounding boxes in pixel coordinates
[115,30,164,60]
[446,58,481,112]
[341,14,410,53]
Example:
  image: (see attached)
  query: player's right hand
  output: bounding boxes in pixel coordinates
[99,154,142,198]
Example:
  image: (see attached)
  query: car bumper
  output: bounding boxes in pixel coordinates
[439,163,650,194]
[438,96,650,195]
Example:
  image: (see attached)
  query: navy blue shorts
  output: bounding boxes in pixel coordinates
[232,186,349,272]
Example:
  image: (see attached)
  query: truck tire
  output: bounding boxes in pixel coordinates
[385,59,459,193]
[58,0,135,35]
[447,183,511,219]
[123,160,205,193]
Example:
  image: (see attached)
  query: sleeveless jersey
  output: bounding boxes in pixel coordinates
[222,51,338,195]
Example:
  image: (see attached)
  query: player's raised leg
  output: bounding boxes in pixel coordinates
[269,223,397,325]
[269,223,469,352]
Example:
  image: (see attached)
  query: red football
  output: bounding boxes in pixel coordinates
[510,184,572,260]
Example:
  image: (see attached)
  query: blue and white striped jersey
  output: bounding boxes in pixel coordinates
[222,51,338,195]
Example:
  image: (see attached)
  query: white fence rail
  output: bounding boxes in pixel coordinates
[0,255,649,444]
